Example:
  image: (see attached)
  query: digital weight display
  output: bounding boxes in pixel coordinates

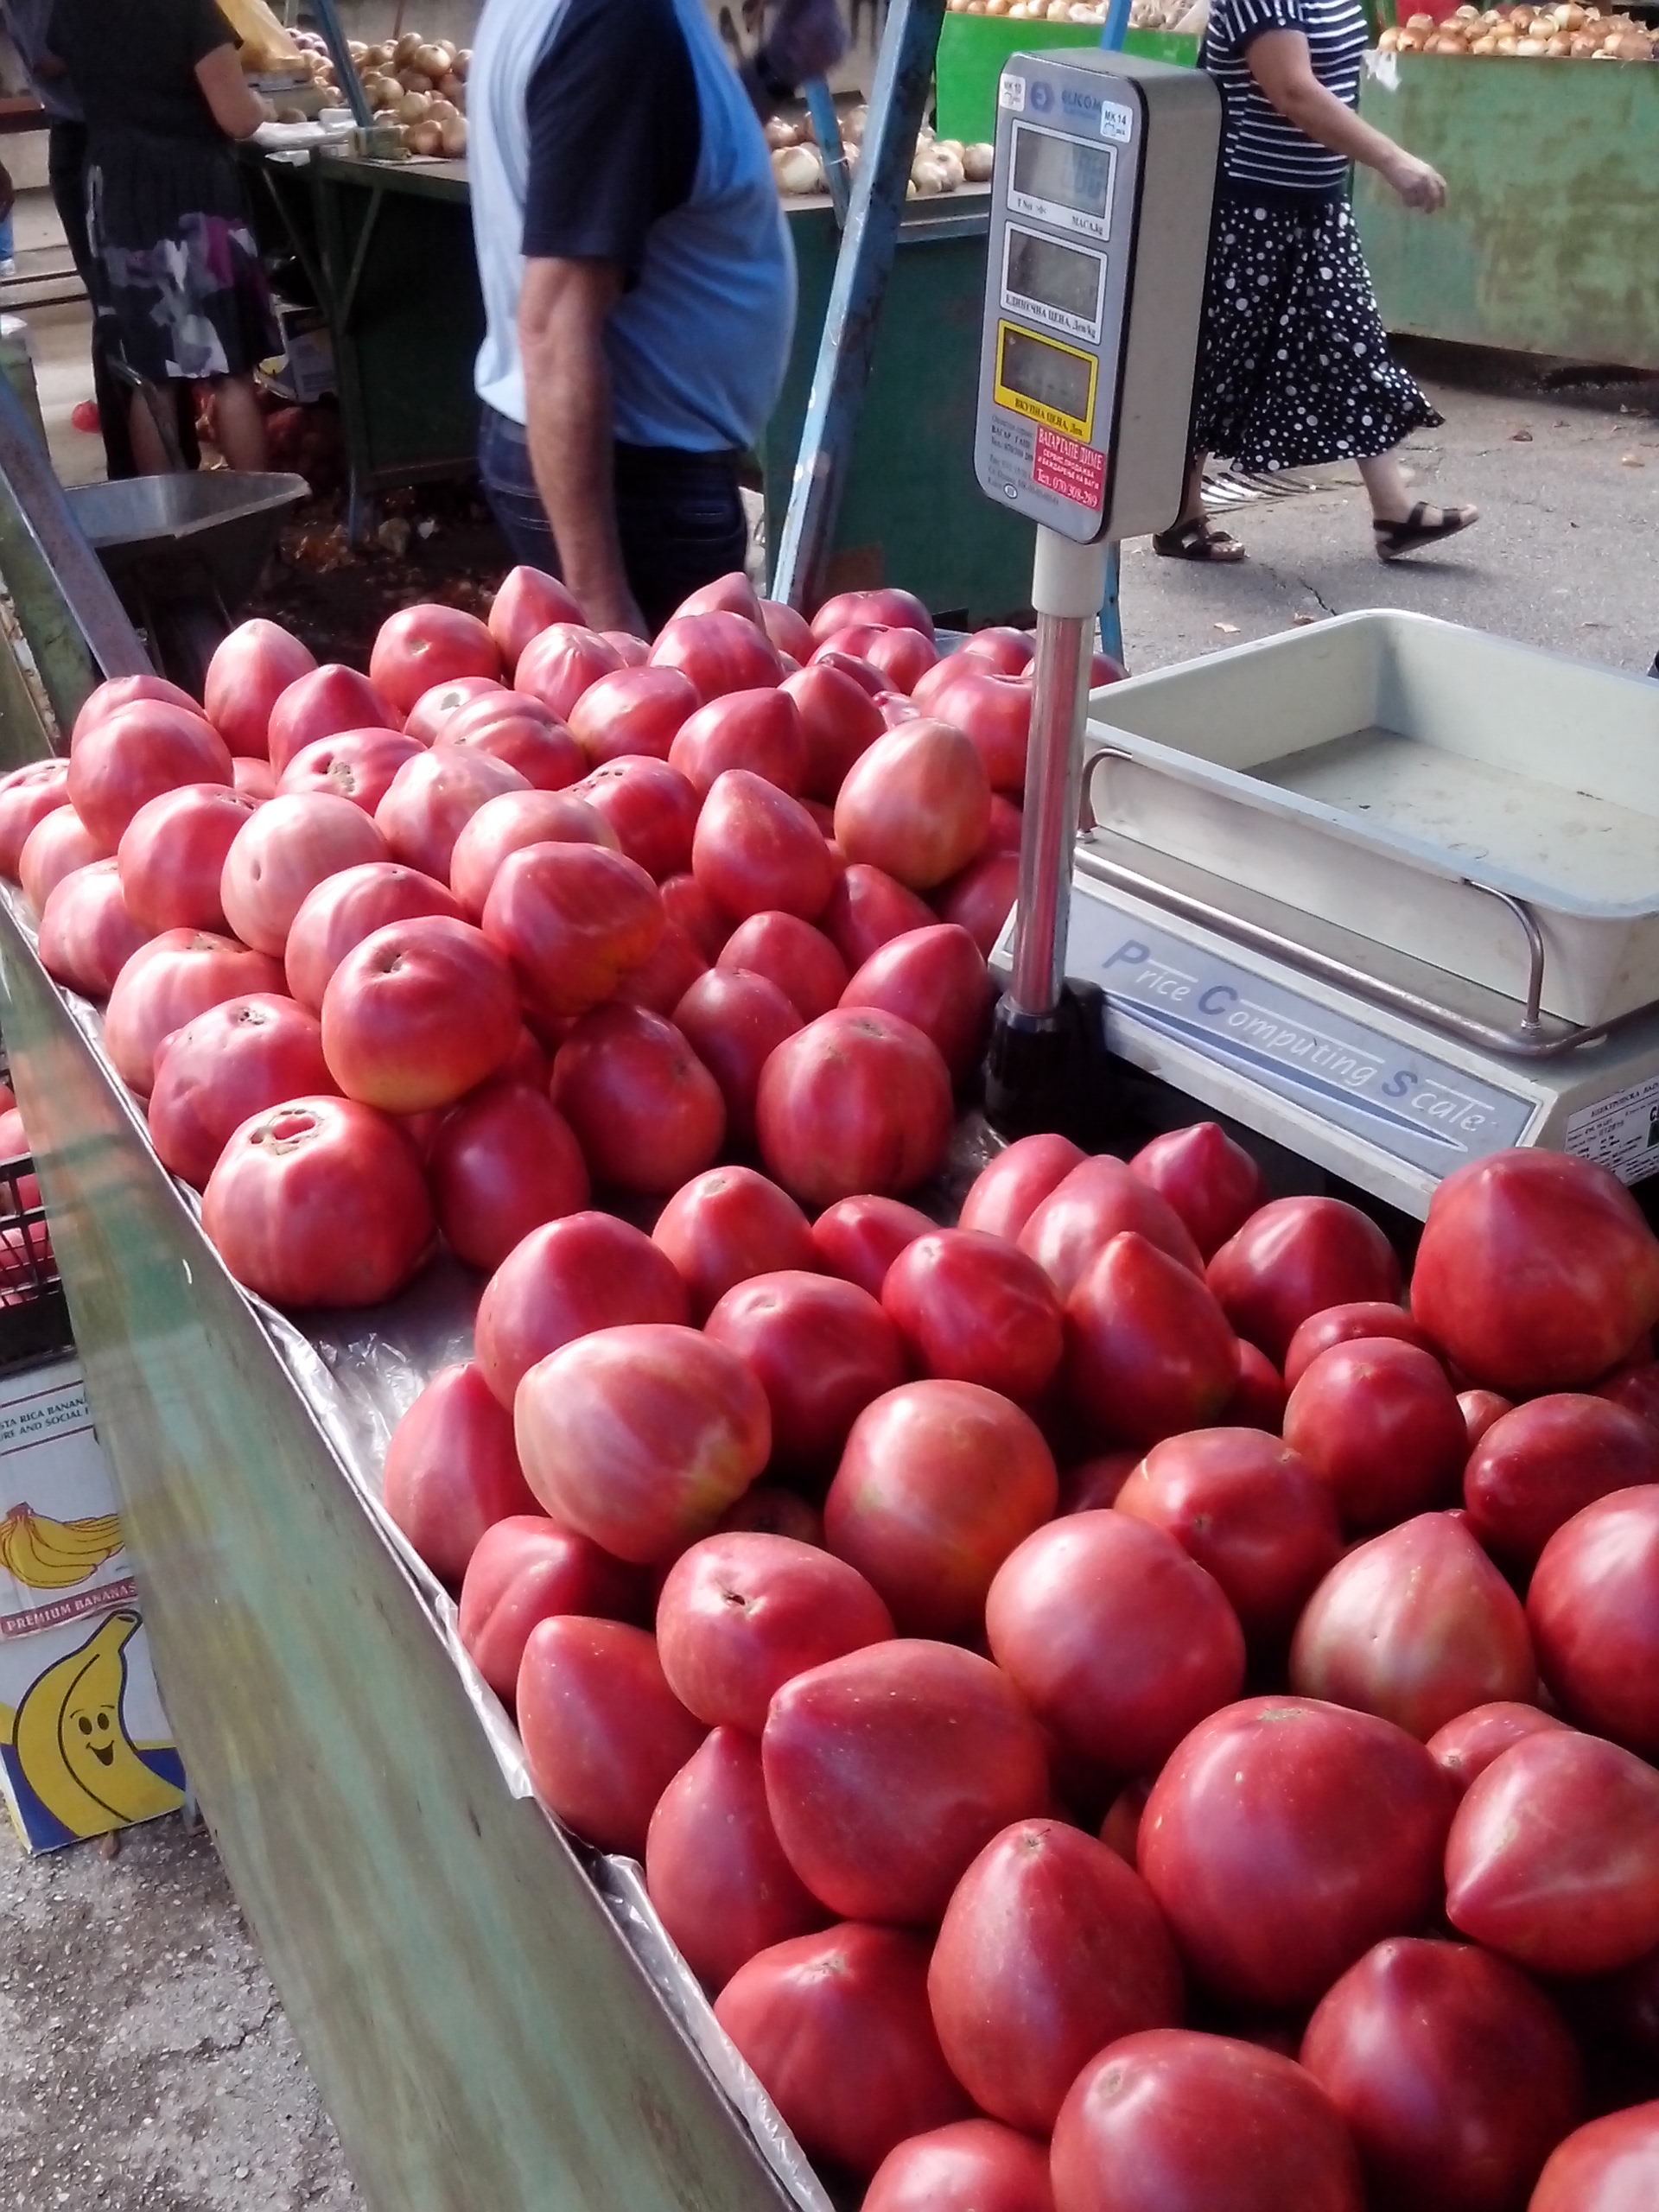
[1008,124,1116,240]
[1003,225,1105,340]
[995,324,1096,436]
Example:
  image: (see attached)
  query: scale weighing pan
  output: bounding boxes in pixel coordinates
[1082,610,1659,1030]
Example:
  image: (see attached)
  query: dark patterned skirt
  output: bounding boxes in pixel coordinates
[86,130,276,385]
[1191,191,1440,474]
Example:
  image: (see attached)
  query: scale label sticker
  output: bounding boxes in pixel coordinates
[1032,424,1106,511]
[1098,100,1135,143]
[1067,894,1539,1177]
[1566,1075,1659,1187]
[999,72,1027,111]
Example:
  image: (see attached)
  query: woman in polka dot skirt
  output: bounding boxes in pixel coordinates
[1154,0,1478,563]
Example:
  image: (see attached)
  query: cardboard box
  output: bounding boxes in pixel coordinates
[0,1358,135,1640]
[262,298,335,404]
[0,1604,184,1852]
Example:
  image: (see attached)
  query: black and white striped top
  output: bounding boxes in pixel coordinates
[1202,0,1370,198]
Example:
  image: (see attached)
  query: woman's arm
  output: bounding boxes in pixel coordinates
[1246,29,1446,207]
[194,42,268,139]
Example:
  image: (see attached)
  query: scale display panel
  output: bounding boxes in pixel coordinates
[1007,123,1116,243]
[993,323,1098,441]
[1001,224,1108,342]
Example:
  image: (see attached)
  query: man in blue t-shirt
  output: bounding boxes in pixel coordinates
[470,0,842,638]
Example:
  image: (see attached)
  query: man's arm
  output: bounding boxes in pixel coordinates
[518,255,646,639]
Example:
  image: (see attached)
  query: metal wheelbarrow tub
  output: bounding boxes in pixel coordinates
[66,471,309,617]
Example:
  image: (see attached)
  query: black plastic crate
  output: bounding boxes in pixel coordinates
[0,1049,73,1376]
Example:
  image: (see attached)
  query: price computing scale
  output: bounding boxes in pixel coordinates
[976,52,1659,1219]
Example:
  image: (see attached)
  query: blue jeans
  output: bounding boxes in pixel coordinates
[478,405,750,635]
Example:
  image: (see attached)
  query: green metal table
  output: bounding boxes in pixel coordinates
[1356,54,1659,372]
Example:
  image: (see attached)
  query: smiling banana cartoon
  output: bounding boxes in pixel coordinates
[10,1609,183,1838]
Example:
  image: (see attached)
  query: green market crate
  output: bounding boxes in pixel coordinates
[935,14,1200,143]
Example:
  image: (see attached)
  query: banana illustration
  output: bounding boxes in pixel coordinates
[0,1503,124,1591]
[11,1610,182,1835]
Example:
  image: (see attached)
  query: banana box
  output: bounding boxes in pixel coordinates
[0,1605,185,1852]
[0,1358,134,1640]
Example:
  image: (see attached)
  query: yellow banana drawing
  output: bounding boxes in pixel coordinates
[0,1503,124,1591]
[11,1610,182,1835]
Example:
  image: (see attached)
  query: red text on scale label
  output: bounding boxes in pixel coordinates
[1032,424,1105,510]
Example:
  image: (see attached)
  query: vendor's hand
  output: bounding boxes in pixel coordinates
[763,0,849,89]
[575,581,650,641]
[1385,149,1446,213]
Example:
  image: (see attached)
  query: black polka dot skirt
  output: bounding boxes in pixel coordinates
[1191,194,1442,474]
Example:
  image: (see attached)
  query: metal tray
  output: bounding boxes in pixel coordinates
[1083,611,1659,1027]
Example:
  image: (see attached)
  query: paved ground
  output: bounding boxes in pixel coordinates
[1,190,1656,2212]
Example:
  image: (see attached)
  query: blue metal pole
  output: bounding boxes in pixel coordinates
[804,80,851,226]
[770,0,948,608]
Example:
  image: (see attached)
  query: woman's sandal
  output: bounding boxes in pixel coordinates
[1373,502,1479,562]
[1152,517,1247,563]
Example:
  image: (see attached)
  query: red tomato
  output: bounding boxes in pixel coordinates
[651,611,785,703]
[671,570,764,625]
[472,1211,689,1408]
[1283,1337,1466,1529]
[118,784,263,938]
[717,909,848,1020]
[482,841,664,1022]
[781,664,887,802]
[882,1228,1061,1401]
[911,659,1032,792]
[317,914,519,1112]
[600,631,649,665]
[864,2120,1054,2212]
[267,664,400,774]
[447,790,617,919]
[1065,1230,1240,1448]
[1225,1339,1287,1432]
[1063,1450,1140,1512]
[404,675,505,745]
[436,708,584,792]
[1446,1727,1659,1974]
[427,1083,589,1273]
[201,1094,435,1309]
[810,1194,934,1299]
[691,769,836,925]
[276,728,423,817]
[706,1268,908,1470]
[757,1007,953,1207]
[70,673,200,744]
[961,626,1035,676]
[458,1513,646,1700]
[1207,1196,1402,1366]
[823,1381,1058,1637]
[283,860,464,1010]
[714,1486,823,1545]
[609,921,707,1015]
[715,1923,969,2180]
[929,1820,1183,2133]
[373,748,529,882]
[656,1529,894,1732]
[668,686,804,796]
[758,598,815,663]
[550,1003,725,1192]
[514,624,625,721]
[645,1726,829,1989]
[19,806,106,912]
[1098,1775,1152,1863]
[515,1616,704,1855]
[1289,1511,1536,1740]
[380,1362,536,1586]
[1051,2030,1364,2212]
[649,1165,815,1319]
[988,1511,1244,1777]
[1129,1122,1264,1261]
[671,968,801,1146]
[984,792,1023,853]
[1020,1155,1203,1299]
[1414,1150,1659,1394]
[68,702,233,849]
[487,565,582,671]
[761,1639,1050,1925]
[839,923,992,1083]
[660,870,730,960]
[442,688,565,742]
[575,756,699,879]
[515,1321,769,1563]
[232,756,275,803]
[0,759,71,879]
[105,928,284,1093]
[37,861,152,999]
[1465,1394,1659,1566]
[862,624,939,693]
[1600,1358,1659,1431]
[203,618,316,757]
[567,664,699,765]
[1283,1300,1437,1388]
[812,588,933,643]
[1529,2103,1659,2212]
[148,993,334,1191]
[834,721,992,891]
[1529,1484,1659,1755]
[960,1132,1086,1243]
[1116,1428,1343,1649]
[820,863,936,970]
[219,791,391,957]
[1425,1700,1567,1796]
[1137,1697,1452,2010]
[937,849,1020,958]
